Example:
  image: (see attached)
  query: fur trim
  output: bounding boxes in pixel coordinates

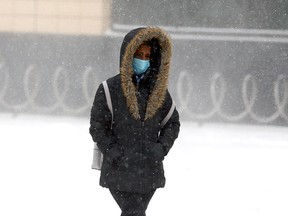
[120,27,172,120]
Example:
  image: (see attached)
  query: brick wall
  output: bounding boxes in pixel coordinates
[0,0,111,35]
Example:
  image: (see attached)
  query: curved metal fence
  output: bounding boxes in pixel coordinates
[0,64,100,115]
[1,63,288,124]
[177,70,288,124]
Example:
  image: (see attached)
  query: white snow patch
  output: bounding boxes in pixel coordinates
[1,113,288,216]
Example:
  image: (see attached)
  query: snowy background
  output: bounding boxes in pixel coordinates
[1,113,288,216]
[1,1,288,215]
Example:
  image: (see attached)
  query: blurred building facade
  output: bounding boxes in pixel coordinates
[111,0,288,29]
[0,0,110,35]
[1,0,287,35]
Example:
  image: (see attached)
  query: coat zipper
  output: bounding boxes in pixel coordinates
[138,119,145,193]
[137,80,146,192]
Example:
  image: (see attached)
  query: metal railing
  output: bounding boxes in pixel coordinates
[1,63,288,124]
[0,64,99,115]
[177,70,288,123]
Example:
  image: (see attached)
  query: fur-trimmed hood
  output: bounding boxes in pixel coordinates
[120,27,172,120]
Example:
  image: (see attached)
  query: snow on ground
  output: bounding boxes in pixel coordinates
[1,113,288,216]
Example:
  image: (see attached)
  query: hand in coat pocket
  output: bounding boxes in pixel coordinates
[146,143,165,166]
[105,146,123,166]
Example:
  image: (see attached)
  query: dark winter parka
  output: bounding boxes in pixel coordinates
[89,27,180,193]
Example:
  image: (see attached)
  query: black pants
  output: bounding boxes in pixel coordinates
[109,189,156,216]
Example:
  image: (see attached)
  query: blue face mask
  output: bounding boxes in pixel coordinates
[132,58,150,76]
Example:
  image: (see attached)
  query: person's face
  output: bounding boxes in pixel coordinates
[134,44,151,60]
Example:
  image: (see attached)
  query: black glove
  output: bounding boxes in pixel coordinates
[105,146,123,166]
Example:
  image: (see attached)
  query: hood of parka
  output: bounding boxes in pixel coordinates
[119,27,172,121]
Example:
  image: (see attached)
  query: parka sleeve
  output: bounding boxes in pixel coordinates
[158,91,180,156]
[89,83,114,154]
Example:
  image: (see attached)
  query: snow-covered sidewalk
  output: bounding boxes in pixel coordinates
[1,113,288,216]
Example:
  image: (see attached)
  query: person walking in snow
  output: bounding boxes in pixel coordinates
[89,27,180,216]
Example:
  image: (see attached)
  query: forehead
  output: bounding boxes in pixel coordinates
[135,44,151,52]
